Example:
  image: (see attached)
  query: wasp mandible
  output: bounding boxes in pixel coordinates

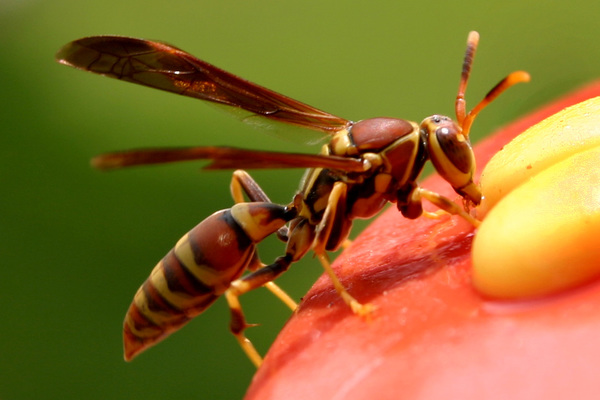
[55,31,529,367]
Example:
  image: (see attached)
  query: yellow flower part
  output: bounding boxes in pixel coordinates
[478,97,600,217]
[473,144,600,298]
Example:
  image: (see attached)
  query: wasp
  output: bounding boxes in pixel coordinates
[56,31,529,367]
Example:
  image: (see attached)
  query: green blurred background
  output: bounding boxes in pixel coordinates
[1,0,599,398]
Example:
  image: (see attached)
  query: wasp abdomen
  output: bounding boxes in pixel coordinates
[124,203,294,361]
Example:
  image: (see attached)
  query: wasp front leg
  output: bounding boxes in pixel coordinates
[416,187,481,228]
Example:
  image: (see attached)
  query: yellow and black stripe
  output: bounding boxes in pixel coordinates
[124,203,294,361]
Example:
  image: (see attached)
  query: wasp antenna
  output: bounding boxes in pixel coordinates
[455,31,480,125]
[461,70,531,137]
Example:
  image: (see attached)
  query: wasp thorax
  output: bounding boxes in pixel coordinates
[350,118,417,153]
[420,115,481,205]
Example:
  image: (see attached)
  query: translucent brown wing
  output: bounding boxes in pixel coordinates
[56,36,351,134]
[92,146,367,172]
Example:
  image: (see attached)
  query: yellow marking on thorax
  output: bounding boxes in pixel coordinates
[329,129,354,156]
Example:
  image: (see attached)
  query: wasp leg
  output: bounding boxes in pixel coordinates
[316,253,374,317]
[225,255,293,367]
[230,170,290,240]
[422,209,451,219]
[418,188,481,228]
[263,282,298,311]
[245,228,297,311]
[313,182,374,316]
[230,169,272,203]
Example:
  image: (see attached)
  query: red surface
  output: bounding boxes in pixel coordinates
[245,82,600,400]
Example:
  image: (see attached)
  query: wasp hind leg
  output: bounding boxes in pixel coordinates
[225,255,294,367]
[231,169,290,240]
[230,169,272,203]
[231,169,297,311]
[244,253,297,311]
[263,282,297,311]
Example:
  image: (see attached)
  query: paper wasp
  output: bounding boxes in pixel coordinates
[56,31,529,367]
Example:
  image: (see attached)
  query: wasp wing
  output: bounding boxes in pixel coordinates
[92,146,366,172]
[56,36,351,134]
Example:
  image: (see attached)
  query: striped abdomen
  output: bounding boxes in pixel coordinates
[123,202,293,360]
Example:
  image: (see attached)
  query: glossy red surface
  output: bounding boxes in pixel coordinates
[245,81,600,400]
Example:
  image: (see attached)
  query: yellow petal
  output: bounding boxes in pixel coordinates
[473,145,600,298]
[478,97,600,217]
